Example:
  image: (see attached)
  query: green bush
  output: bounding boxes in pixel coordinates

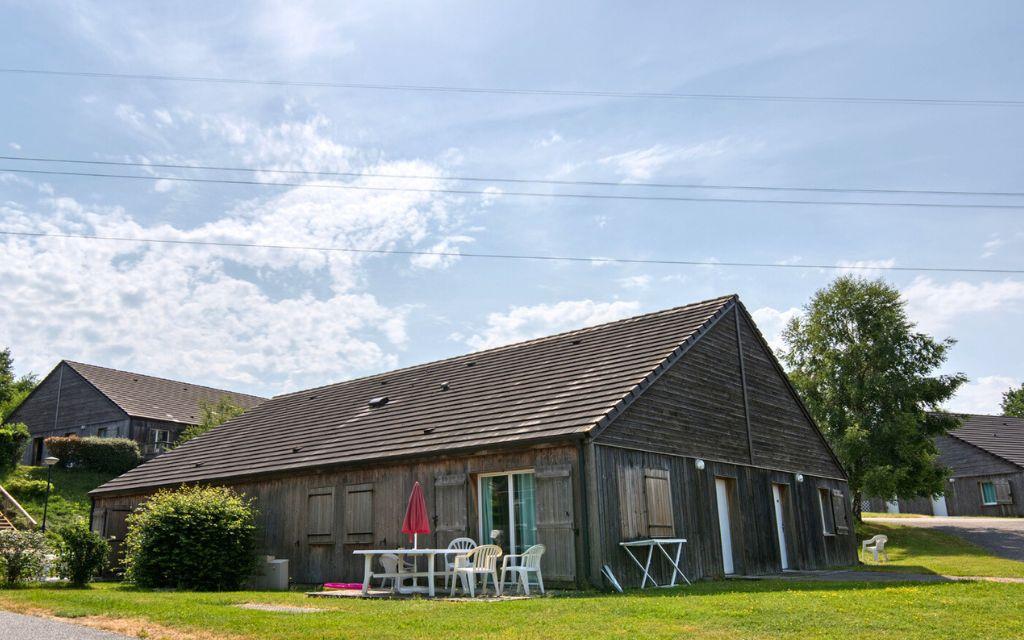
[53,519,109,587]
[123,485,258,590]
[44,436,142,474]
[2,476,50,497]
[0,422,30,479]
[0,529,49,587]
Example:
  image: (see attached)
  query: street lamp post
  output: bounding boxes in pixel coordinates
[41,455,59,532]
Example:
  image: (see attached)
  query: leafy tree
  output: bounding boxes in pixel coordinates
[175,396,246,446]
[1002,384,1024,418]
[781,276,966,518]
[0,422,30,480]
[54,519,110,587]
[122,485,257,590]
[0,348,37,422]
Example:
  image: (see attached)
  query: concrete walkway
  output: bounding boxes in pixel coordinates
[0,611,133,640]
[866,516,1024,562]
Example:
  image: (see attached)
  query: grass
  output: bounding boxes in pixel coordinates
[2,465,118,530]
[1,580,1023,640]
[855,521,1024,578]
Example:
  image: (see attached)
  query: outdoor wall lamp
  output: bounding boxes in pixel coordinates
[795,473,805,483]
[694,459,705,470]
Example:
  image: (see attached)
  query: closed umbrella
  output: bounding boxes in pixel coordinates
[402,481,431,549]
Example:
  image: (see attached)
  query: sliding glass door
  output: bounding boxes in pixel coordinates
[479,471,537,555]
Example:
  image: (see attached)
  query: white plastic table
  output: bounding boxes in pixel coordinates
[353,548,465,597]
[619,538,691,588]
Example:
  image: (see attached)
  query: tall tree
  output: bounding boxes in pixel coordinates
[175,396,247,446]
[1003,384,1024,418]
[781,276,966,517]
[0,348,38,422]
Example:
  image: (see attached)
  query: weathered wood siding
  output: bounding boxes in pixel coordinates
[590,445,856,586]
[943,471,1024,517]
[92,444,583,585]
[11,363,129,464]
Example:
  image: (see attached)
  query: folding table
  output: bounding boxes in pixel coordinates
[619,538,691,588]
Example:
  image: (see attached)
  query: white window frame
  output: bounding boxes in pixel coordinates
[818,488,836,536]
[980,481,998,506]
[152,429,171,444]
[477,468,534,553]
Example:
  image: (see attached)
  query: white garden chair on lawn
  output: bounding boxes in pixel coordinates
[450,544,501,597]
[861,535,889,562]
[499,544,546,596]
[443,537,477,591]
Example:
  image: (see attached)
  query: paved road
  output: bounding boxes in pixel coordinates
[867,516,1024,562]
[0,611,133,640]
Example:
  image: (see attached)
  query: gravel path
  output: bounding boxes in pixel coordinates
[867,516,1024,562]
[0,611,133,640]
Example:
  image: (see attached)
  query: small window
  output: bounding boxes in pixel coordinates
[818,488,836,535]
[96,427,108,438]
[981,482,998,506]
[152,429,170,444]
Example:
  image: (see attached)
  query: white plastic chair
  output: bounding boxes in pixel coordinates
[443,537,477,591]
[499,544,546,596]
[377,553,412,592]
[450,544,501,597]
[861,535,889,562]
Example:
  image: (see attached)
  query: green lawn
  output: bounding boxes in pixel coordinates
[2,465,118,530]
[1,580,1022,640]
[856,521,1024,578]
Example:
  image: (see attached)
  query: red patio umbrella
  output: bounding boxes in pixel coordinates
[402,481,431,548]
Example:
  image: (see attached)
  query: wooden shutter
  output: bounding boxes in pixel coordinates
[644,468,674,538]
[345,483,374,544]
[994,480,1014,505]
[535,465,576,581]
[618,466,646,539]
[434,473,468,548]
[307,487,334,542]
[818,488,836,534]
[831,489,850,534]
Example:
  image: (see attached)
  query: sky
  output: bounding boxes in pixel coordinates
[0,1,1022,412]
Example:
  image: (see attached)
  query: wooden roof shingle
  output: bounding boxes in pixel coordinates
[92,295,736,496]
[64,361,266,425]
[948,413,1024,469]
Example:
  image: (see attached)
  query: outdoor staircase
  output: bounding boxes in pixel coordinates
[0,484,36,531]
[0,508,16,531]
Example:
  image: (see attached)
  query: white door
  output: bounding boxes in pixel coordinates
[885,500,900,514]
[931,494,948,517]
[772,484,789,570]
[715,478,734,575]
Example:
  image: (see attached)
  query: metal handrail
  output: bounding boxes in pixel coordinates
[0,484,38,528]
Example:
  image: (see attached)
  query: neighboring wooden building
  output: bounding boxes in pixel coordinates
[91,295,857,587]
[866,414,1024,517]
[9,361,265,465]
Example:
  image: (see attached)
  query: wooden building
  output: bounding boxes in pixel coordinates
[9,360,265,464]
[91,295,857,587]
[866,414,1024,517]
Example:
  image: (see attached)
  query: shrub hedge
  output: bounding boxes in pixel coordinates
[54,519,109,587]
[0,529,49,587]
[123,485,258,590]
[44,436,141,474]
[0,422,30,479]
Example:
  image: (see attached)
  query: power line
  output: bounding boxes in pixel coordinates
[3,154,1022,198]
[3,167,1022,210]
[1,67,1021,108]
[2,230,1021,275]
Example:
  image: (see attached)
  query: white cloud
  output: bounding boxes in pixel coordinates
[153,179,174,193]
[598,137,747,181]
[152,109,174,127]
[459,300,641,350]
[835,258,896,277]
[0,115,470,395]
[115,104,148,132]
[902,277,1024,334]
[8,142,20,151]
[946,375,1020,415]
[750,306,802,355]
[409,235,474,270]
[536,132,564,148]
[617,275,651,290]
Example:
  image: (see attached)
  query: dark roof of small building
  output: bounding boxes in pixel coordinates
[93,294,738,496]
[64,361,265,425]
[948,413,1024,468]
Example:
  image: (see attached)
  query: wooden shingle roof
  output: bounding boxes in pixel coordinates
[64,361,265,425]
[92,295,736,496]
[949,413,1024,469]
